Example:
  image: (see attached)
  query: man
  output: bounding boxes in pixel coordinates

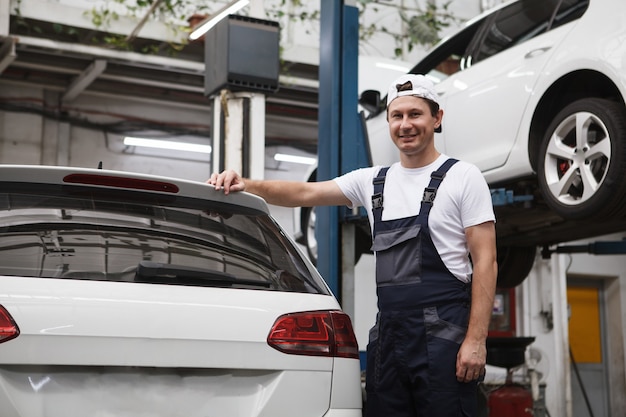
[209,74,497,417]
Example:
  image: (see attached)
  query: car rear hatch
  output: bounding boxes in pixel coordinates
[0,165,361,417]
[0,280,348,417]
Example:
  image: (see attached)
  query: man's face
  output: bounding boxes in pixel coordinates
[387,96,442,157]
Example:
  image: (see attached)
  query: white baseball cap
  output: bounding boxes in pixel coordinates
[386,74,439,107]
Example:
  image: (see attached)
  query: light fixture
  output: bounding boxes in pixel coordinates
[189,0,250,41]
[124,137,212,154]
[375,62,411,73]
[274,153,316,165]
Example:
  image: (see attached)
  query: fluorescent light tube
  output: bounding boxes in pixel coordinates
[124,137,212,154]
[274,153,316,165]
[375,62,411,73]
[189,0,250,41]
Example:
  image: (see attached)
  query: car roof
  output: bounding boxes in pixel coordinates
[0,164,270,214]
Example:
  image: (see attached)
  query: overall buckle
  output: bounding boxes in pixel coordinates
[372,192,384,209]
[422,187,437,204]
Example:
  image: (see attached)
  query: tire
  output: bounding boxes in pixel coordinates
[300,205,369,266]
[537,98,626,220]
[497,246,536,288]
[300,205,318,263]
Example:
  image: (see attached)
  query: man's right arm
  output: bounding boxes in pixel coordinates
[208,169,351,208]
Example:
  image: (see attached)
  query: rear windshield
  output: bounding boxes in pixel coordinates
[0,183,329,295]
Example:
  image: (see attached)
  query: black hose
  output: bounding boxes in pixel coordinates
[569,347,595,417]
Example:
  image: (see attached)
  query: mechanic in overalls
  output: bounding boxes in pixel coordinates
[209,74,498,417]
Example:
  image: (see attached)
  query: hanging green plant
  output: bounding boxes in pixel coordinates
[13,0,459,59]
[357,0,459,57]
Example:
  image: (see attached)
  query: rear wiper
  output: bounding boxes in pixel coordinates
[135,261,271,288]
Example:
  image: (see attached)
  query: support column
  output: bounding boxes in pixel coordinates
[211,90,266,180]
[318,1,361,309]
[0,1,9,36]
[317,0,343,297]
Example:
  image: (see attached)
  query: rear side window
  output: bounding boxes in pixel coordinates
[469,0,588,65]
[0,183,329,295]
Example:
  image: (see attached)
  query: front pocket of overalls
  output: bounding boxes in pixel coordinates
[372,225,421,286]
[424,305,468,390]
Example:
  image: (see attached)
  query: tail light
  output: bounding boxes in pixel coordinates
[63,174,179,193]
[0,305,20,344]
[267,310,359,359]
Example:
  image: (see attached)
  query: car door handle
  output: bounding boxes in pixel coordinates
[524,47,551,59]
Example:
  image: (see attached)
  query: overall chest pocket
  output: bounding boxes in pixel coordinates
[372,225,422,287]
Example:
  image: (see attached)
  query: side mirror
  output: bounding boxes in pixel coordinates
[358,90,384,115]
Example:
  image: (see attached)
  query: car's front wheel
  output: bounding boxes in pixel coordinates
[301,205,370,266]
[538,98,626,220]
[301,205,318,263]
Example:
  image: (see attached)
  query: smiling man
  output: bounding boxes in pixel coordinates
[209,74,497,417]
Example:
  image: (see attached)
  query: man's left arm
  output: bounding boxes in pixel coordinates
[456,221,498,383]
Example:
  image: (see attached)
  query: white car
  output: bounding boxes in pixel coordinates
[304,0,626,287]
[0,165,362,417]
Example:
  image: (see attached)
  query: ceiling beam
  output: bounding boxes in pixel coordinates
[62,59,107,102]
[0,37,16,75]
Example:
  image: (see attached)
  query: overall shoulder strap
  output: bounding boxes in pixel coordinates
[420,158,459,220]
[371,167,389,225]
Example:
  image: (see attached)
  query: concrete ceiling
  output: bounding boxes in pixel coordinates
[0,13,321,153]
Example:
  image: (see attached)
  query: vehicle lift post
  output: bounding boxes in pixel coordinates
[317,0,367,317]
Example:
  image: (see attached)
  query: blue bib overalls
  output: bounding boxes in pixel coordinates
[364,159,478,417]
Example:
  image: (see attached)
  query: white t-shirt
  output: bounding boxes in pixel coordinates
[334,154,495,283]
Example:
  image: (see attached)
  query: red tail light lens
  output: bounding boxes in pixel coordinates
[267,310,359,359]
[0,306,20,344]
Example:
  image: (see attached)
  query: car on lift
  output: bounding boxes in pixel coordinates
[300,0,626,287]
[0,165,362,417]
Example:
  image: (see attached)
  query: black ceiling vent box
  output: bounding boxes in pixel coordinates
[204,15,280,97]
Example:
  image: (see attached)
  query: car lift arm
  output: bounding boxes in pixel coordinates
[542,239,626,258]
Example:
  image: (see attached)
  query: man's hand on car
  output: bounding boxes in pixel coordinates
[208,170,245,195]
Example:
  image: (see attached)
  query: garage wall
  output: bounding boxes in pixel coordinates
[0,85,45,165]
[0,83,213,181]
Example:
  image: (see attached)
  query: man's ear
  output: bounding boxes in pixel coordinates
[435,109,444,132]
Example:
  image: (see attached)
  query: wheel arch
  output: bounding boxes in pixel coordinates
[528,70,625,171]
